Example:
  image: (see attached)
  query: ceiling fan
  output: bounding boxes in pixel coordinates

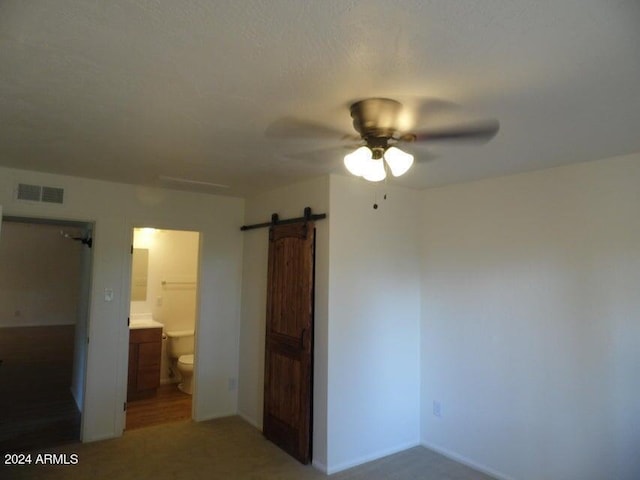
[269,97,500,182]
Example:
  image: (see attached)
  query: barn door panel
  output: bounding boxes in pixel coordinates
[263,221,314,464]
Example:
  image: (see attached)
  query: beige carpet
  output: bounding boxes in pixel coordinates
[3,416,495,480]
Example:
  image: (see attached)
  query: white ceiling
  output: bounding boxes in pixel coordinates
[1,1,639,196]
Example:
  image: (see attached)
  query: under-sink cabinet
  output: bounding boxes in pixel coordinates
[127,327,162,400]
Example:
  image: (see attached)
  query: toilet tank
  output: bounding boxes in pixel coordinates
[165,330,195,359]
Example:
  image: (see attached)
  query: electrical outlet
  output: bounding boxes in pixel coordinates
[433,400,442,418]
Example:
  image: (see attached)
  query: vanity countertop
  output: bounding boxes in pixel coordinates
[130,319,164,330]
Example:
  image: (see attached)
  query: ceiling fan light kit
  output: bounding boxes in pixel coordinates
[343,144,414,181]
[343,98,417,182]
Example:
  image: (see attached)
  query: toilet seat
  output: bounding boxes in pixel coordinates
[178,354,194,366]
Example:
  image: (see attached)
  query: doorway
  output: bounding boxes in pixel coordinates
[124,227,201,430]
[0,216,93,451]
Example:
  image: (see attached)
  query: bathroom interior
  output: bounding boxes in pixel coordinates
[126,227,200,430]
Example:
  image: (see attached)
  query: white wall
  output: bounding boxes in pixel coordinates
[420,154,640,480]
[326,174,421,473]
[237,175,330,469]
[131,228,199,332]
[0,166,244,442]
[0,221,82,327]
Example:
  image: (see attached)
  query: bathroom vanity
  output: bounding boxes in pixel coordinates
[127,325,162,400]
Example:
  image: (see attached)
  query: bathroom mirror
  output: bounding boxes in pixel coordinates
[131,248,149,301]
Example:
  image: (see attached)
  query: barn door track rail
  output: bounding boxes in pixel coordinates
[240,207,326,231]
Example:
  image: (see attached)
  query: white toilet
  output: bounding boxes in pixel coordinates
[165,330,195,394]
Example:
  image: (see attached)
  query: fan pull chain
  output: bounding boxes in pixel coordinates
[383,174,388,202]
[372,184,388,210]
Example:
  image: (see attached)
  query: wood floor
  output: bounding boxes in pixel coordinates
[125,384,192,430]
[0,325,191,452]
[0,326,80,452]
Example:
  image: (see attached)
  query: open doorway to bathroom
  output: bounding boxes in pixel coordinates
[0,216,93,452]
[125,227,200,431]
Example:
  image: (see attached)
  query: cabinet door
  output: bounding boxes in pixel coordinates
[137,342,161,390]
[127,343,137,390]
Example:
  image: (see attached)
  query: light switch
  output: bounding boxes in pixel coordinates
[104,288,114,302]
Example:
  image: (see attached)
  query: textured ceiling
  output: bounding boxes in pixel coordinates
[1,1,639,196]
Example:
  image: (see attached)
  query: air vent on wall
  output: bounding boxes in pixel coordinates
[16,183,64,204]
[41,186,64,204]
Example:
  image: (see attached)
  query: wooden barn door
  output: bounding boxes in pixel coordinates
[263,221,315,464]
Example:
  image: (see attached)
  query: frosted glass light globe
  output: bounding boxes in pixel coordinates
[362,158,386,182]
[343,146,371,177]
[384,146,414,177]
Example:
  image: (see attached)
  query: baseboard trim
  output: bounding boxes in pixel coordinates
[312,459,328,473]
[326,440,421,475]
[69,386,82,412]
[193,410,236,423]
[421,441,515,480]
[237,410,262,430]
[237,411,328,472]
[82,431,119,443]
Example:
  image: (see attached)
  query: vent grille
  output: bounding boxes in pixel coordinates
[16,183,65,204]
[17,183,42,201]
[42,186,64,204]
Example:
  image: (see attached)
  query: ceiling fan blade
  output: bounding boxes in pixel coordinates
[413,97,462,117]
[408,119,500,144]
[266,117,358,140]
[399,145,439,163]
[386,97,462,131]
[280,143,361,163]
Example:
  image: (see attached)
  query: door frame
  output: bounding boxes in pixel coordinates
[0,213,94,442]
[118,221,204,431]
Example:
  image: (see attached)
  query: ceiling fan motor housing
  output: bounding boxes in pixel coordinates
[350,98,402,142]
